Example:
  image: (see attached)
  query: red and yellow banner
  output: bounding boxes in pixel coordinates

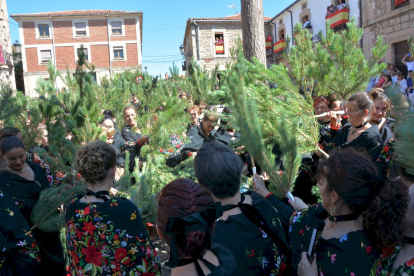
[215,45,224,54]
[325,8,349,28]
[273,40,286,53]
[266,38,272,50]
[395,0,408,5]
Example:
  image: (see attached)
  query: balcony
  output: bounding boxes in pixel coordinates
[273,40,286,54]
[325,8,349,29]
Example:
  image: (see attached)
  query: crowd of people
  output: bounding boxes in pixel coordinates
[0,77,413,276]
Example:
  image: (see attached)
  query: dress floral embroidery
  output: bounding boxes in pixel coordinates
[374,247,414,276]
[65,196,161,276]
[289,205,380,276]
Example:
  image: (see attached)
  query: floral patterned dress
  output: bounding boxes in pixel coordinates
[374,247,414,276]
[289,205,380,276]
[65,195,161,276]
[212,191,289,275]
[0,191,40,275]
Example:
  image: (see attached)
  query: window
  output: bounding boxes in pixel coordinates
[113,46,124,59]
[77,48,89,61]
[394,0,410,9]
[40,50,52,64]
[279,30,285,41]
[214,33,224,55]
[75,22,86,36]
[111,21,122,35]
[38,24,50,38]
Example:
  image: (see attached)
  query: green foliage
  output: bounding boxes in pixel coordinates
[287,18,387,100]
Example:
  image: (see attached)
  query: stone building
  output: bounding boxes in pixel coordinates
[0,0,16,90]
[182,14,273,75]
[361,0,414,76]
[11,10,143,97]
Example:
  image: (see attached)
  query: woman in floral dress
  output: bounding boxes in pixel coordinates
[289,149,409,276]
[374,181,414,276]
[65,141,160,276]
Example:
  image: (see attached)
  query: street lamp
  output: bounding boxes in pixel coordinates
[13,40,21,55]
[179,44,185,56]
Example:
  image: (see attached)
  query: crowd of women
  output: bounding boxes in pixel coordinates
[0,86,413,276]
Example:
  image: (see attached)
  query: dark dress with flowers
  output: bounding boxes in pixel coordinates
[0,163,66,275]
[0,191,40,276]
[212,191,289,275]
[65,195,161,276]
[289,205,380,276]
[374,247,414,276]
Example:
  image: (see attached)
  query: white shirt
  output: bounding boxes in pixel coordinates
[396,79,408,94]
[302,21,310,29]
[391,75,398,84]
[337,3,347,10]
[406,61,414,72]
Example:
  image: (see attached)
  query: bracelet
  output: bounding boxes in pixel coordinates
[265,192,273,199]
[330,123,339,130]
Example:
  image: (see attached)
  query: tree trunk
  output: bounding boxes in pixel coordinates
[240,0,266,65]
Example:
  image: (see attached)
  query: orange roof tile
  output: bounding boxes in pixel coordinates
[11,10,142,18]
[190,13,271,21]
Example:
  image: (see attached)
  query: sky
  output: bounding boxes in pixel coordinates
[8,0,296,77]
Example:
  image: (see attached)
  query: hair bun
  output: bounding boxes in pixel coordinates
[185,230,206,256]
[0,131,15,140]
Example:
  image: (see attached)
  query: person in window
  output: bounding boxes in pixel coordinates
[395,72,408,96]
[156,178,242,276]
[337,0,347,10]
[288,149,409,276]
[326,5,336,16]
[65,141,161,276]
[0,134,65,275]
[121,106,149,173]
[325,92,383,162]
[280,31,285,41]
[401,53,414,72]
[302,16,311,29]
[194,142,290,275]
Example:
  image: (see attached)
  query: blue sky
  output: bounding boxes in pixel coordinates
[8,0,295,77]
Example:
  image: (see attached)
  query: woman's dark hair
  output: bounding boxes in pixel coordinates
[313,96,333,109]
[0,132,25,155]
[103,110,114,118]
[348,92,374,113]
[76,140,116,183]
[317,148,409,248]
[384,75,391,82]
[195,142,242,198]
[156,178,214,258]
[100,116,114,125]
[0,127,20,138]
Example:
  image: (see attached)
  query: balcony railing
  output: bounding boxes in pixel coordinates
[266,37,272,50]
[273,40,286,54]
[325,8,349,29]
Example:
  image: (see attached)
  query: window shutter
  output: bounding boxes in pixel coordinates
[75,22,86,31]
[111,21,122,29]
[41,50,52,60]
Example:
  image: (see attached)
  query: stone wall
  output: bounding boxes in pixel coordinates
[362,0,414,73]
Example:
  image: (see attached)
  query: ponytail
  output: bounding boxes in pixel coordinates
[362,178,409,249]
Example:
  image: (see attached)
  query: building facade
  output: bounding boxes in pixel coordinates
[0,0,16,90]
[361,0,414,76]
[182,14,273,74]
[268,0,361,65]
[11,10,143,97]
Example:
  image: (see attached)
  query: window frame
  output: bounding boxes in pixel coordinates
[36,21,51,39]
[212,29,228,58]
[72,20,89,38]
[74,44,91,63]
[37,48,53,65]
[393,0,410,10]
[110,19,125,37]
[110,44,127,61]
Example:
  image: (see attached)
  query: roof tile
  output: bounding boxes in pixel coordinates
[190,13,271,21]
[11,10,142,18]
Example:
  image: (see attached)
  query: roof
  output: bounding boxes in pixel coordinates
[189,13,272,21]
[11,10,142,18]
